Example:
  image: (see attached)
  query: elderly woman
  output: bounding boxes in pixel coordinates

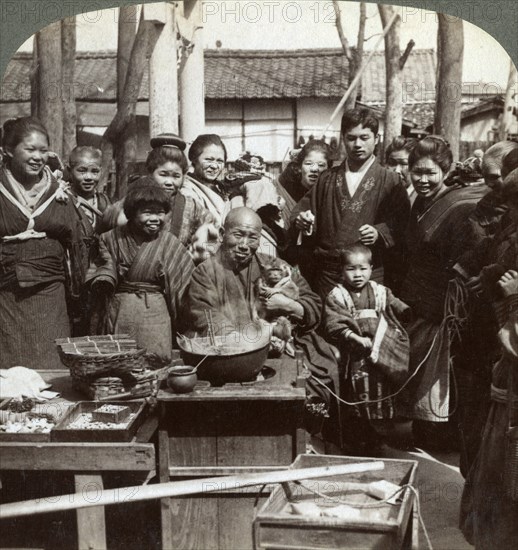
[0,117,83,369]
[384,136,418,201]
[460,169,518,549]
[90,178,194,365]
[398,136,486,449]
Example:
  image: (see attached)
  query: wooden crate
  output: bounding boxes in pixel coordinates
[52,401,146,442]
[254,454,418,550]
[158,355,307,550]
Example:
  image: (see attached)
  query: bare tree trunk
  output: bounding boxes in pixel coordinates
[30,39,38,117]
[114,5,138,199]
[36,22,63,159]
[498,59,517,141]
[61,16,77,163]
[434,14,464,161]
[332,0,366,111]
[378,4,402,155]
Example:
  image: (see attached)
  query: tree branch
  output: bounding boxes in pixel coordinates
[332,0,352,61]
[399,39,415,70]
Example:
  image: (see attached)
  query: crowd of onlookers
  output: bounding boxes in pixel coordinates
[1,108,517,547]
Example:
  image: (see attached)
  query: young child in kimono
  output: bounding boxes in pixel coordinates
[323,243,411,453]
[67,146,110,233]
[255,258,299,355]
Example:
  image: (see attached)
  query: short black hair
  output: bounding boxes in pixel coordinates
[340,243,373,266]
[340,108,379,137]
[123,176,171,221]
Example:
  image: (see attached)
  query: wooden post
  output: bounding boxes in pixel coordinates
[148,2,179,138]
[115,5,138,199]
[179,0,205,144]
[36,21,63,159]
[378,5,402,155]
[61,16,77,162]
[434,14,464,161]
[74,474,107,550]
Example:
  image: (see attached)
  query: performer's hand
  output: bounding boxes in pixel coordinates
[349,333,373,350]
[358,225,378,245]
[294,210,315,233]
[498,270,518,297]
[190,223,220,264]
[263,294,304,320]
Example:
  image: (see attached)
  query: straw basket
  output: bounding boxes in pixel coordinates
[55,335,146,378]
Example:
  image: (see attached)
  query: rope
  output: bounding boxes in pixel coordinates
[292,481,433,550]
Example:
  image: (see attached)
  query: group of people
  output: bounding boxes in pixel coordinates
[1,108,517,547]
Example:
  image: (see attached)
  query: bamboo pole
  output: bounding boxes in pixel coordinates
[322,10,398,137]
[0,461,384,519]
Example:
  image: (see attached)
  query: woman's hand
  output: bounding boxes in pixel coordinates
[498,270,518,298]
[189,223,220,264]
[294,210,315,233]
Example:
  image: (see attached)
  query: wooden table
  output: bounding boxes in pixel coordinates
[0,370,157,550]
[157,356,307,550]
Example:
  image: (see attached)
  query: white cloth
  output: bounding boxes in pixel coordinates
[345,155,376,197]
[0,367,56,400]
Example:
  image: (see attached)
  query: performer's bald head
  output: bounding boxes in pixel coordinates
[221,207,263,267]
[224,207,262,232]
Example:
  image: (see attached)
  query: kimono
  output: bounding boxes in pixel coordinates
[183,173,281,257]
[290,159,410,298]
[398,184,487,423]
[69,190,111,234]
[91,225,194,365]
[460,292,518,549]
[0,167,83,369]
[182,251,342,444]
[324,281,410,421]
[101,191,210,247]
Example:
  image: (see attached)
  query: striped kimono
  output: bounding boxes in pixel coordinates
[91,224,194,365]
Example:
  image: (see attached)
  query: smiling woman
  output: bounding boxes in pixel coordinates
[0,117,85,369]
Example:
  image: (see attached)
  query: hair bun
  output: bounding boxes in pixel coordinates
[150,133,186,151]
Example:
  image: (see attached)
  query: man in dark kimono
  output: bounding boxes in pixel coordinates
[291,108,410,298]
[182,207,343,448]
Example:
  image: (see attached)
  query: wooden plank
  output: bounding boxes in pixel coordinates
[157,386,305,402]
[167,495,219,549]
[168,466,286,477]
[0,443,155,471]
[134,413,158,443]
[75,474,107,550]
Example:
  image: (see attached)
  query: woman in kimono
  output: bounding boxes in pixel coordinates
[90,178,194,366]
[460,173,518,549]
[398,136,487,449]
[0,117,84,369]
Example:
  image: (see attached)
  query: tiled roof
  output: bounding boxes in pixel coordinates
[1,48,437,103]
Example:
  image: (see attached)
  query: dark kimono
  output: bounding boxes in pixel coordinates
[399,184,486,422]
[324,281,410,421]
[182,251,342,443]
[460,292,518,549]
[69,189,111,234]
[290,159,410,298]
[90,225,194,365]
[0,168,83,369]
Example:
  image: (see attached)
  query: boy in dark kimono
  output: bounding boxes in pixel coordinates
[324,244,410,453]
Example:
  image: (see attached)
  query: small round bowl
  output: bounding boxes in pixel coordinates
[167,366,197,394]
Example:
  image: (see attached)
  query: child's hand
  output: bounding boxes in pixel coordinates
[498,270,518,298]
[349,333,373,350]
